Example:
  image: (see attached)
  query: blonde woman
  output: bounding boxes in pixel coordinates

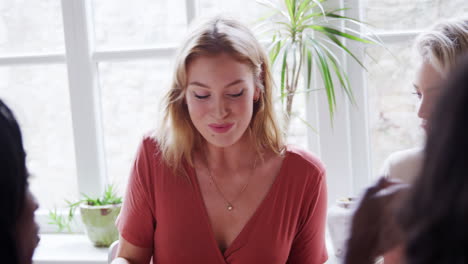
[112,17,328,264]
[345,17,468,264]
[381,17,468,185]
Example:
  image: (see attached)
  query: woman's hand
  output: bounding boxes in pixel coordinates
[111,257,132,264]
[112,237,152,264]
[344,177,410,264]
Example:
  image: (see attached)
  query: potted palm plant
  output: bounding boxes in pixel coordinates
[256,0,380,129]
[48,185,122,247]
[256,0,380,257]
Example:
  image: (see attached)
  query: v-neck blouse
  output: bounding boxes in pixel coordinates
[116,136,328,264]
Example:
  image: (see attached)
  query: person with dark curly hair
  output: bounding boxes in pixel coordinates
[0,99,40,264]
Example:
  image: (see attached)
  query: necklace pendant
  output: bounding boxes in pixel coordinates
[227,204,233,211]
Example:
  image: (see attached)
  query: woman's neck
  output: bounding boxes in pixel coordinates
[203,134,259,172]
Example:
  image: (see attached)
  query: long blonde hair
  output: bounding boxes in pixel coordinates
[156,17,285,175]
[415,17,468,76]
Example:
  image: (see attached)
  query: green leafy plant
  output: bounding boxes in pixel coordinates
[48,207,73,233]
[48,185,122,232]
[256,0,381,129]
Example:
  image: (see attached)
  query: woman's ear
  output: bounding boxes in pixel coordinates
[254,87,260,102]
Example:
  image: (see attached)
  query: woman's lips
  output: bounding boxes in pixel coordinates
[421,120,428,130]
[208,123,234,133]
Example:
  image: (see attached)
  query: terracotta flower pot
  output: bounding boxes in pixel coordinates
[80,203,121,247]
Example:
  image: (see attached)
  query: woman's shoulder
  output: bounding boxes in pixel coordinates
[388,147,423,159]
[284,145,326,178]
[137,133,164,163]
[280,145,326,202]
[380,147,424,183]
[140,132,161,151]
[133,134,176,182]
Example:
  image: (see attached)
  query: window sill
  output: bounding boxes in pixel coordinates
[326,232,340,264]
[33,234,108,264]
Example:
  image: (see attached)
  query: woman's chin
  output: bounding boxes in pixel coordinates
[203,134,243,148]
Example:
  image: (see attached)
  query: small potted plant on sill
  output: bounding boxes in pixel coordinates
[48,185,122,247]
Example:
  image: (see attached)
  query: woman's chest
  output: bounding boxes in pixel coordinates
[151,156,304,263]
[196,157,284,252]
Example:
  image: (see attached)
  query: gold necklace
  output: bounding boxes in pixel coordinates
[205,157,257,211]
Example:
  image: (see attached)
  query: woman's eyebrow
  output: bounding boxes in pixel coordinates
[188,81,210,88]
[188,79,245,89]
[224,79,245,88]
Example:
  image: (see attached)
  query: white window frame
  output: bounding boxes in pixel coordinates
[34,0,193,233]
[306,0,423,203]
[0,0,423,232]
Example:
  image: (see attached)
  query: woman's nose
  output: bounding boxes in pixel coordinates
[417,95,430,120]
[213,97,230,119]
[29,191,39,211]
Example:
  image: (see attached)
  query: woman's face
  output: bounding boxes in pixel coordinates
[185,53,259,148]
[413,61,444,131]
[16,188,40,264]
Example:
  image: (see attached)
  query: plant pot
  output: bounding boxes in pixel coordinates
[327,198,356,258]
[80,203,121,247]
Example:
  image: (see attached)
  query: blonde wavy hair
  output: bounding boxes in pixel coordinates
[415,17,468,76]
[156,17,285,175]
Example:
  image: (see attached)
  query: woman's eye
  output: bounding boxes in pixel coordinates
[195,94,210,99]
[412,91,422,99]
[229,90,244,98]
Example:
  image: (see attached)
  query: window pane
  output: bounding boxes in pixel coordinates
[99,59,172,193]
[365,42,425,176]
[0,64,78,209]
[363,0,468,31]
[198,0,269,25]
[92,0,187,49]
[0,0,65,55]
